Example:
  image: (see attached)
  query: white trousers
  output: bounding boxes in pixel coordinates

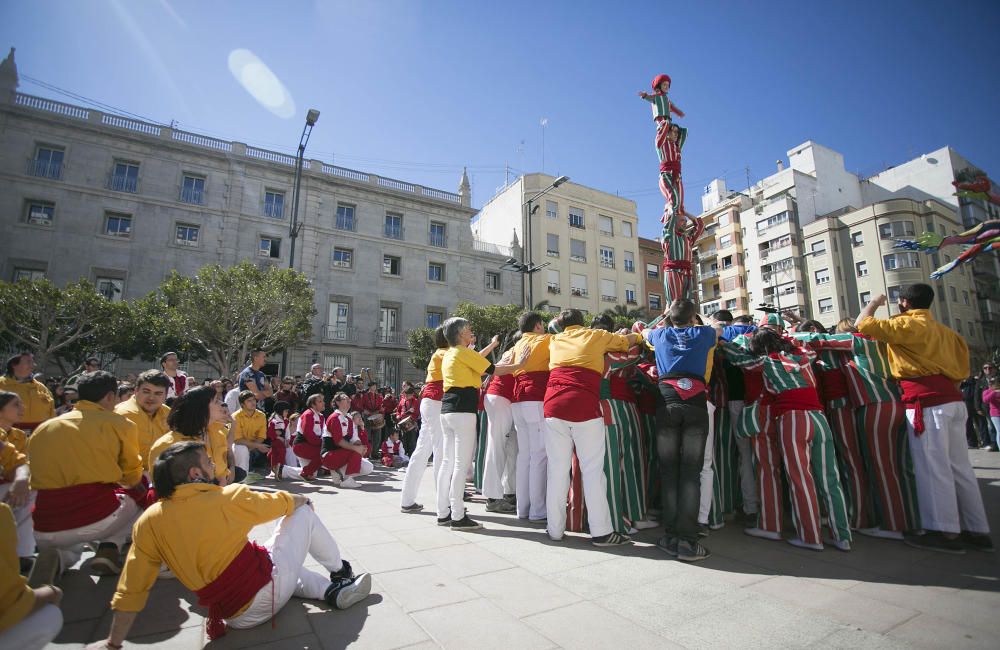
[0,603,62,650]
[512,401,548,520]
[400,399,444,508]
[233,445,250,473]
[34,494,140,568]
[483,394,516,499]
[544,417,612,539]
[228,506,345,629]
[698,403,717,524]
[905,401,989,534]
[437,412,477,520]
[333,458,374,477]
[729,400,759,514]
[0,484,36,556]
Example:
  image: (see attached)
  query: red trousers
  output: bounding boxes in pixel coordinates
[292,442,323,477]
[858,401,908,531]
[826,404,871,528]
[322,448,362,475]
[269,438,287,469]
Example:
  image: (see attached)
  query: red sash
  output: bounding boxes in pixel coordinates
[513,371,549,402]
[195,541,273,640]
[420,380,443,401]
[817,368,849,403]
[770,387,823,418]
[34,483,120,532]
[663,259,692,272]
[899,374,963,435]
[544,367,602,422]
[661,377,706,400]
[609,375,636,403]
[485,373,514,400]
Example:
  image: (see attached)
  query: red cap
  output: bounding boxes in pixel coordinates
[652,74,671,91]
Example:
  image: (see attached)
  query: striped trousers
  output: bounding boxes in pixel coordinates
[709,403,737,525]
[825,402,871,529]
[473,411,488,492]
[809,412,852,542]
[659,170,685,220]
[751,403,785,535]
[856,401,909,532]
[639,411,661,512]
[609,399,647,523]
[600,400,627,534]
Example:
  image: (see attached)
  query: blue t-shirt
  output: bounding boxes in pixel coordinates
[646,326,717,379]
[721,324,756,342]
[239,366,266,392]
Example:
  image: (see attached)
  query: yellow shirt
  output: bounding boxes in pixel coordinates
[0,427,27,454]
[0,376,55,426]
[208,422,233,481]
[549,325,632,374]
[0,439,27,482]
[111,483,294,613]
[857,309,969,381]
[233,409,266,443]
[442,346,492,390]
[425,348,446,383]
[28,400,143,490]
[0,503,34,633]
[115,397,170,472]
[513,333,552,375]
[148,429,229,482]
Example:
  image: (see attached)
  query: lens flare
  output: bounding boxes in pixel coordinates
[227,49,296,119]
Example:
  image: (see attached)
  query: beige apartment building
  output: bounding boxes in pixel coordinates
[692,187,752,316]
[638,236,664,315]
[473,174,641,315]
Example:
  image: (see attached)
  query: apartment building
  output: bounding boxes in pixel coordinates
[473,174,641,315]
[0,52,521,385]
[693,182,752,316]
[638,236,665,315]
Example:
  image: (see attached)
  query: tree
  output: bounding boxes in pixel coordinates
[603,304,646,330]
[453,302,523,362]
[156,262,315,377]
[407,327,437,372]
[0,278,117,373]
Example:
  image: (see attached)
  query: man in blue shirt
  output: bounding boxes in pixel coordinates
[642,299,721,562]
[239,349,273,402]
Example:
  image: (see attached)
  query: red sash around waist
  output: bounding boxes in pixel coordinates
[663,260,692,272]
[769,387,823,418]
[817,368,849,403]
[34,482,120,532]
[544,366,603,422]
[513,371,549,402]
[899,374,963,435]
[661,377,707,400]
[196,541,273,640]
[420,380,443,401]
[609,375,636,403]
[486,373,514,400]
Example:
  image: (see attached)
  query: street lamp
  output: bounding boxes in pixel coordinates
[522,175,569,308]
[281,108,319,376]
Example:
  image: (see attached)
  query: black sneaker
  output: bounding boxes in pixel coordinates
[90,543,124,576]
[656,535,679,557]
[437,512,452,526]
[697,524,709,538]
[903,532,966,555]
[330,559,355,583]
[960,531,995,553]
[503,493,517,506]
[450,515,483,531]
[324,573,372,610]
[486,498,516,513]
[677,540,711,562]
[400,502,423,513]
[592,532,632,547]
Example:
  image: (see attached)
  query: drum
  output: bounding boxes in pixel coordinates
[367,413,385,430]
[397,414,417,432]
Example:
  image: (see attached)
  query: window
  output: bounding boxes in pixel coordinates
[623,251,635,272]
[718,213,730,227]
[810,240,827,255]
[30,146,64,179]
[647,263,659,279]
[545,200,558,219]
[722,276,740,292]
[851,231,864,247]
[180,175,205,204]
[814,268,830,285]
[963,290,970,305]
[331,247,353,268]
[570,238,586,262]
[601,279,617,302]
[263,190,284,218]
[570,273,588,297]
[175,224,199,246]
[622,222,633,238]
[485,271,501,291]
[12,267,45,281]
[949,286,957,302]
[599,246,615,268]
[426,310,444,329]
[648,293,662,312]
[24,200,54,226]
[323,354,349,374]
[856,261,869,277]
[818,297,834,314]
[860,291,871,305]
[569,207,585,229]
[110,161,140,193]
[383,255,401,276]
[883,252,919,270]
[385,213,403,239]
[259,236,281,258]
[599,215,613,236]
[719,234,732,249]
[887,285,902,304]
[428,262,445,282]
[722,255,733,269]
[956,319,962,334]
[878,221,915,239]
[756,211,790,234]
[625,283,637,304]
[546,233,560,257]
[725,298,738,310]
[547,269,560,294]
[328,302,350,340]
[378,306,399,343]
[96,277,124,302]
[429,221,446,247]
[104,213,132,238]
[335,204,355,231]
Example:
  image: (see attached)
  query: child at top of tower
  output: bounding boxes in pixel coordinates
[639,74,685,124]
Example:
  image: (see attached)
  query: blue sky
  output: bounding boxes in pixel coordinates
[3,0,999,239]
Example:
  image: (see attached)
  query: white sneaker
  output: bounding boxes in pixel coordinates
[328,472,343,486]
[340,477,360,488]
[787,537,824,551]
[744,527,782,541]
[824,537,851,552]
[634,519,659,530]
[856,527,904,540]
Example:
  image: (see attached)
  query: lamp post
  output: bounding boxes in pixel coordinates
[281,108,319,377]
[522,174,569,308]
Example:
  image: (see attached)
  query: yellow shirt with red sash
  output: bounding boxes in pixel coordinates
[0,376,55,432]
[115,397,170,473]
[0,503,34,634]
[421,348,446,401]
[110,483,294,637]
[28,400,144,533]
[513,333,551,402]
[149,429,230,483]
[0,427,27,455]
[544,326,632,421]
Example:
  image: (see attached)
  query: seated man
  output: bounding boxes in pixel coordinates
[28,372,143,577]
[88,441,371,648]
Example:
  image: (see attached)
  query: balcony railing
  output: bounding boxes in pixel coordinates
[624,261,635,272]
[429,231,447,247]
[375,329,408,346]
[472,240,513,257]
[384,224,404,240]
[180,187,204,204]
[263,202,284,218]
[325,325,359,342]
[626,298,638,305]
[570,287,589,297]
[570,254,587,263]
[547,283,561,294]
[109,175,138,193]
[701,268,719,279]
[600,260,615,269]
[26,159,63,179]
[569,219,585,229]
[546,250,560,257]
[601,294,617,302]
[335,216,356,231]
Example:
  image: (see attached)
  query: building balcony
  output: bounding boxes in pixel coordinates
[570,287,589,297]
[26,159,63,180]
[569,219,585,230]
[600,260,615,269]
[547,283,561,294]
[108,175,138,193]
[570,254,587,263]
[324,325,359,342]
[546,250,560,258]
[375,329,408,346]
[601,294,617,302]
[180,187,204,204]
[428,232,447,247]
[700,268,719,279]
[626,298,638,305]
[624,261,635,273]
[384,224,405,240]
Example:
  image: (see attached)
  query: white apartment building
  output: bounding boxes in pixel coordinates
[472,174,641,315]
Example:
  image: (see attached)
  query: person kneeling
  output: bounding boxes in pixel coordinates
[381,430,410,468]
[86,441,371,649]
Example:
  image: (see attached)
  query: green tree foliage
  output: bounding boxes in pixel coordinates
[603,304,646,330]
[407,327,437,371]
[453,301,524,361]
[156,262,315,377]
